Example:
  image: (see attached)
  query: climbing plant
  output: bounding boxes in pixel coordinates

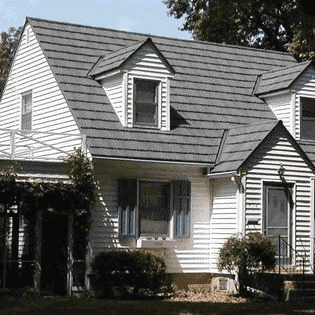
[0,148,96,219]
[0,148,96,292]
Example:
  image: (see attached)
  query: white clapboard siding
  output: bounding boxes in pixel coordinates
[124,43,172,130]
[265,93,293,134]
[244,135,314,272]
[0,23,82,161]
[209,178,238,273]
[100,43,172,130]
[102,74,125,125]
[89,160,211,274]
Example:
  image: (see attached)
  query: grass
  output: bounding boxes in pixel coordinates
[1,296,315,315]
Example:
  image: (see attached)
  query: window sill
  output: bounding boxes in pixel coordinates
[137,238,175,248]
[132,124,161,131]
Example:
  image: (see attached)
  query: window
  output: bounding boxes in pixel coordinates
[301,97,315,140]
[21,92,32,130]
[118,179,191,238]
[134,79,159,126]
[139,181,170,235]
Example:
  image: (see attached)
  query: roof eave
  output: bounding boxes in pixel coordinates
[88,37,175,79]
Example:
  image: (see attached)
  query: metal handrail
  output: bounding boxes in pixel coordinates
[278,235,306,295]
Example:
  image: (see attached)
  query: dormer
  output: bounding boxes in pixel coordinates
[253,61,315,141]
[89,38,175,130]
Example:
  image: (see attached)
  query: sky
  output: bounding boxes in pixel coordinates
[0,0,192,40]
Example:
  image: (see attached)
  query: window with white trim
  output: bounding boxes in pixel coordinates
[301,97,315,140]
[134,79,159,127]
[118,179,191,238]
[21,92,32,130]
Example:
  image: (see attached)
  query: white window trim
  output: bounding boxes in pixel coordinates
[137,178,173,239]
[299,96,315,141]
[131,76,162,129]
[118,178,191,241]
[21,90,32,131]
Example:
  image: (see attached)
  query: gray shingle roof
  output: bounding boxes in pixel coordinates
[88,38,175,77]
[253,61,312,96]
[27,17,298,166]
[212,121,315,174]
[210,121,279,173]
[299,141,315,165]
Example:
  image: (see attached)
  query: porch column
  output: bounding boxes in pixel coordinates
[67,211,74,296]
[34,208,42,295]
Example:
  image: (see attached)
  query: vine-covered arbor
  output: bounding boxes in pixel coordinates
[0,149,95,295]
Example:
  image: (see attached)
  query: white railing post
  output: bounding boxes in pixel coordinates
[10,130,16,159]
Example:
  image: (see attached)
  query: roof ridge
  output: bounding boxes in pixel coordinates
[259,60,310,75]
[26,16,296,58]
[103,38,148,59]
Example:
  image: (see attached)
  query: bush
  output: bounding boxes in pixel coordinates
[90,249,167,298]
[247,273,284,300]
[218,233,276,296]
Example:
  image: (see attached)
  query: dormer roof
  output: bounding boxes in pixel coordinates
[211,120,315,174]
[253,61,313,96]
[88,37,175,78]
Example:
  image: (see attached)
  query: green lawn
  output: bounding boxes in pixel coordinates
[1,297,315,315]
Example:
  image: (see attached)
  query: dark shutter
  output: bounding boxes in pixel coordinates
[173,180,191,237]
[118,179,137,236]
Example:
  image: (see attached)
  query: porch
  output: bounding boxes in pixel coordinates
[0,128,86,162]
[0,200,89,296]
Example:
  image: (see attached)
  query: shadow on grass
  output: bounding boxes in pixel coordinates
[1,296,315,315]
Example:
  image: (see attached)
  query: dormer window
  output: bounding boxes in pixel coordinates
[89,37,175,130]
[134,79,159,127]
[301,97,315,140]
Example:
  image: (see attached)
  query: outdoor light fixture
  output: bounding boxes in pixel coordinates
[278,163,285,177]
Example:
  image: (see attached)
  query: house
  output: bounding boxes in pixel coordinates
[0,17,315,295]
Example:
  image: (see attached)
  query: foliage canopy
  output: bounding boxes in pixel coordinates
[163,0,315,61]
[0,148,96,219]
[0,27,22,91]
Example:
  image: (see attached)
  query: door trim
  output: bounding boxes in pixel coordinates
[262,182,295,262]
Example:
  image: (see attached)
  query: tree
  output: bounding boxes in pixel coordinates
[218,233,276,296]
[163,0,315,60]
[288,13,315,61]
[0,27,22,92]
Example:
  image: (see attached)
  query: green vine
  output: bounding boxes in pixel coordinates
[0,148,96,220]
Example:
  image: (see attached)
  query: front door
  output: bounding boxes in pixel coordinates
[41,213,68,295]
[264,184,293,264]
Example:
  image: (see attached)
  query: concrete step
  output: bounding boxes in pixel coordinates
[284,279,315,302]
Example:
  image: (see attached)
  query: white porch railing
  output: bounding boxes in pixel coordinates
[0,128,86,162]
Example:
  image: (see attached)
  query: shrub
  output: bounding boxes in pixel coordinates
[247,273,284,300]
[218,233,276,296]
[91,249,167,298]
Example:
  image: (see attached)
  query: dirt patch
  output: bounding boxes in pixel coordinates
[169,288,248,303]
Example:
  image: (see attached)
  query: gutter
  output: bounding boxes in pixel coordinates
[93,155,215,168]
[206,171,237,179]
[206,170,248,183]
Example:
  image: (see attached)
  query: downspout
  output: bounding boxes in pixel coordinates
[233,173,246,236]
[310,177,315,271]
